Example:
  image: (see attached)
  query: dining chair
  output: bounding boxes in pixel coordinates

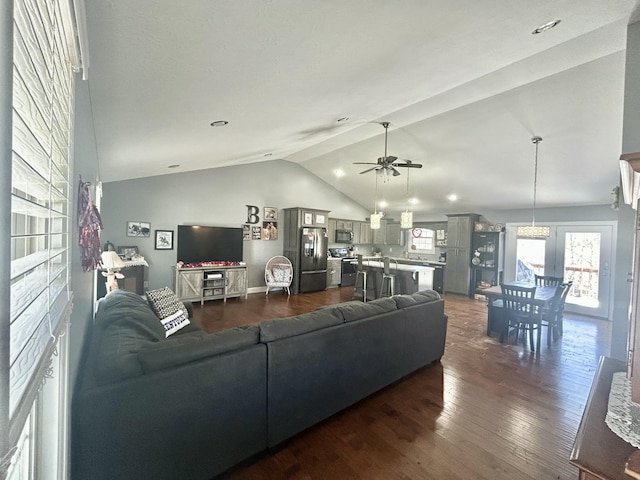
[534,274,564,287]
[541,283,567,346]
[500,283,542,352]
[554,281,573,337]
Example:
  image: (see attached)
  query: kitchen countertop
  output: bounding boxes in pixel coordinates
[361,259,435,272]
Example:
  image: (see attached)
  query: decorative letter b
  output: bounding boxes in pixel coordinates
[246,205,260,224]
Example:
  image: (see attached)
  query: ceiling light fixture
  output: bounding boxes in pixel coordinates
[168,164,180,169]
[517,136,550,238]
[532,19,561,34]
[210,120,229,127]
[370,174,382,230]
[337,116,350,122]
[447,194,458,202]
[400,161,414,229]
[334,168,345,177]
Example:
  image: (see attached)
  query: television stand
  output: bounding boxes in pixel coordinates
[173,265,248,304]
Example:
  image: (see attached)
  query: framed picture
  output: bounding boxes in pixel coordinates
[264,207,278,220]
[315,213,325,225]
[262,221,278,240]
[117,246,138,260]
[251,226,261,239]
[242,224,251,241]
[127,221,151,237]
[154,230,174,250]
[303,212,313,225]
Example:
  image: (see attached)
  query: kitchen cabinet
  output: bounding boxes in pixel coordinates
[444,213,479,295]
[386,222,402,245]
[327,258,342,287]
[336,220,353,230]
[372,219,387,244]
[328,219,337,244]
[470,231,504,298]
[358,222,372,244]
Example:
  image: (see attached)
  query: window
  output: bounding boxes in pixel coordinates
[410,228,435,253]
[3,0,81,477]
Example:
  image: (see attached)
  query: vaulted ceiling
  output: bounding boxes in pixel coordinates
[83,0,639,217]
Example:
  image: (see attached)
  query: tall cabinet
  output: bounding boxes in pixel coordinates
[444,213,479,295]
[470,231,504,298]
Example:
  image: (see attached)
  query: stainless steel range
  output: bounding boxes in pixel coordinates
[329,248,356,286]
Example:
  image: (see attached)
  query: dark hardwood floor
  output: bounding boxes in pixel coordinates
[190,288,612,480]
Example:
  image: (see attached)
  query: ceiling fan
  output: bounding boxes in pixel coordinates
[353,122,423,176]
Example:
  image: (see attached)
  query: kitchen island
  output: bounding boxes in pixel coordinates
[360,259,434,298]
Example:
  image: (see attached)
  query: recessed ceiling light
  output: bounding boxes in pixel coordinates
[334,168,345,177]
[378,200,388,209]
[532,19,561,34]
[168,164,180,169]
[447,194,458,202]
[409,197,419,205]
[337,117,350,123]
[264,153,273,157]
[210,120,229,127]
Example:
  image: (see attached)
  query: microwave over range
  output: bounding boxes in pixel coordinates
[335,229,353,244]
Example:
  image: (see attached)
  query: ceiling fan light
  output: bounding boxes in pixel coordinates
[370,213,382,230]
[400,211,413,229]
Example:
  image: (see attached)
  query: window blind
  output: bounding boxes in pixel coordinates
[10,0,75,439]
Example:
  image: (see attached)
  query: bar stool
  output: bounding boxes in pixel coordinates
[379,257,397,298]
[353,254,369,302]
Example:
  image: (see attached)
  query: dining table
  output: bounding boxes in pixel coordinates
[481,281,559,337]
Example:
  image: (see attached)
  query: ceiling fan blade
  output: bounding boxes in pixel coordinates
[383,156,398,163]
[353,162,378,165]
[359,167,379,174]
[391,167,401,176]
[393,162,423,168]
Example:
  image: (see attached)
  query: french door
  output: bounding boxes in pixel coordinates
[505,222,615,319]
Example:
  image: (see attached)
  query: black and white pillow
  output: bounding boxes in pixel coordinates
[159,309,190,337]
[146,287,190,320]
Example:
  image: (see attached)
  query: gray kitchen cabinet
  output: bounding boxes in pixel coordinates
[386,222,402,245]
[372,219,387,244]
[328,219,337,244]
[359,222,372,244]
[327,258,342,287]
[444,214,479,295]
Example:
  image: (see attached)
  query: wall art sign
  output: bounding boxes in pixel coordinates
[127,221,150,237]
[154,230,174,250]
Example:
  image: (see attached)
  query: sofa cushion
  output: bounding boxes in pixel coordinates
[138,325,260,372]
[146,286,190,319]
[260,309,343,343]
[334,297,397,322]
[393,294,419,309]
[411,289,441,304]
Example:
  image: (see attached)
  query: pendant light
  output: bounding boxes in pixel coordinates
[400,161,413,229]
[517,136,550,238]
[370,172,382,229]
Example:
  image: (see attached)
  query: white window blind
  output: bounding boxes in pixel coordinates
[10,0,75,441]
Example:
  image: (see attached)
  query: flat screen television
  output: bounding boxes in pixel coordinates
[177,225,243,264]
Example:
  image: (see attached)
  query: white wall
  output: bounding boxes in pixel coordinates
[100,160,370,290]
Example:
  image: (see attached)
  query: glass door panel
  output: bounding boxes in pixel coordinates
[515,238,546,282]
[556,226,612,318]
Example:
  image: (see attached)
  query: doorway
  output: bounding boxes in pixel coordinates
[505,222,615,319]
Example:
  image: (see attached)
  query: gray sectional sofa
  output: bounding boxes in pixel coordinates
[71,289,447,480]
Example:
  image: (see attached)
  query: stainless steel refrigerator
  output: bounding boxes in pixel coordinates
[299,227,328,293]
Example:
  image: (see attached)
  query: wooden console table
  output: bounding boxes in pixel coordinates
[570,356,638,479]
